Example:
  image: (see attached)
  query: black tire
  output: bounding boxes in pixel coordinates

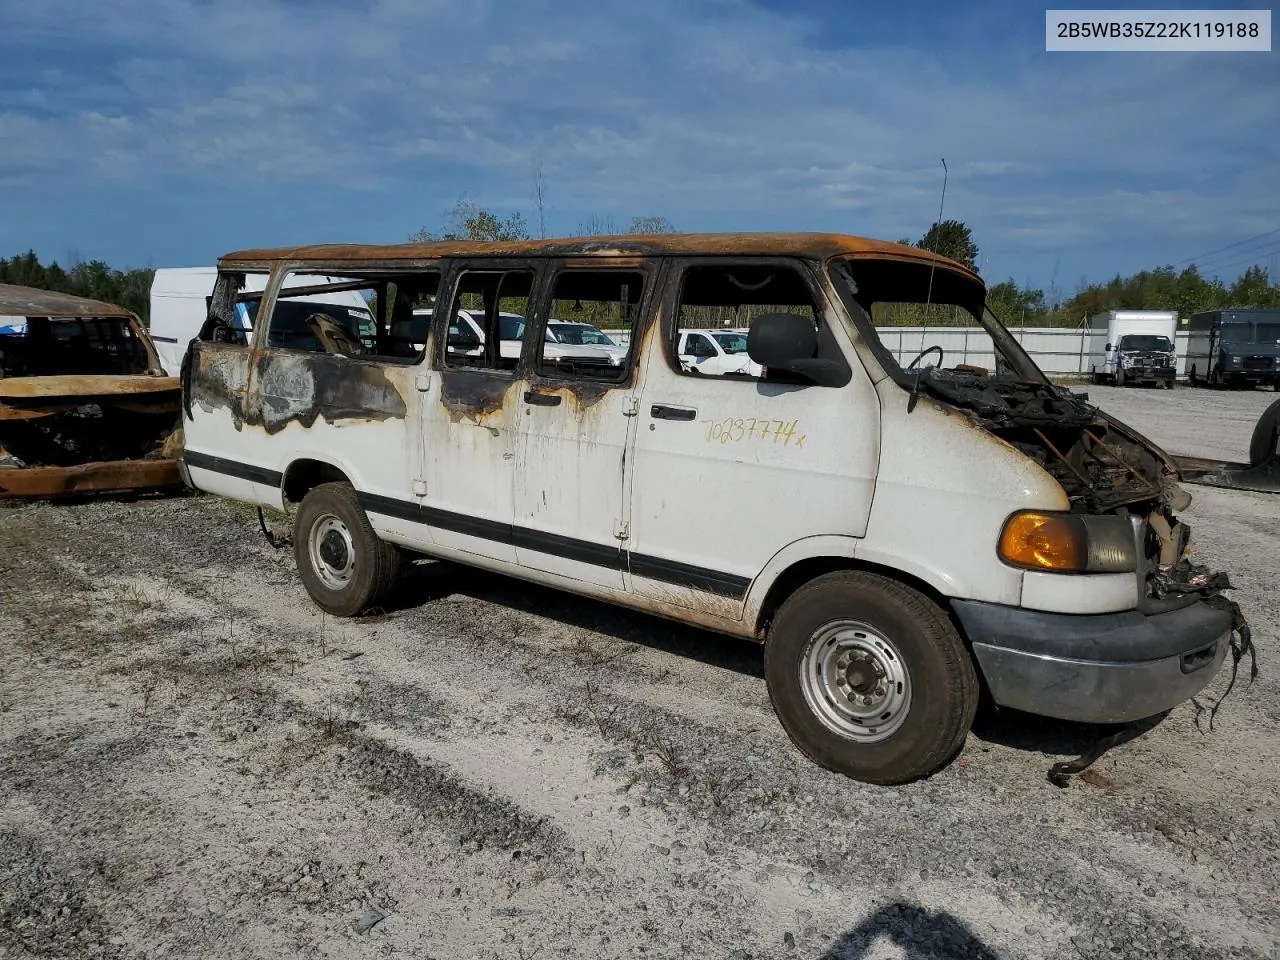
[1116,368,1126,387]
[293,481,400,617]
[1249,398,1280,468]
[764,571,979,785]
[1165,376,1175,390]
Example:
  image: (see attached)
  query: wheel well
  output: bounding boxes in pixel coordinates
[282,459,350,504]
[752,557,952,641]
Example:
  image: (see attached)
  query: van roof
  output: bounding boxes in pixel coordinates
[218,232,978,278]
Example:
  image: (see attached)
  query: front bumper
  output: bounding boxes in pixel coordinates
[953,599,1231,723]
[1123,366,1173,381]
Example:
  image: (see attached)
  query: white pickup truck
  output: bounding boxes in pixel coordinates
[414,310,623,372]
[677,328,763,377]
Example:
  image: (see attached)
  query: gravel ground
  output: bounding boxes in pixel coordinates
[1079,383,1278,462]
[2,397,1279,959]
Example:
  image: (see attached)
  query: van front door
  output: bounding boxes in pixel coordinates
[511,266,649,589]
[628,259,880,616]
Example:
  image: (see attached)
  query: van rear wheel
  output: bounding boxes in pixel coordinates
[294,481,400,617]
[764,571,978,785]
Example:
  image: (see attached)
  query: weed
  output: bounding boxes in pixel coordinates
[133,678,159,719]
[570,633,636,668]
[579,681,684,778]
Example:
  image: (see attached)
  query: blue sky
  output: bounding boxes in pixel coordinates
[0,0,1277,293]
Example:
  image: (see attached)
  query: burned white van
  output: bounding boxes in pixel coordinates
[178,234,1244,784]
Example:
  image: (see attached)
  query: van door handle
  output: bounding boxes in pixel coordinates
[651,404,696,421]
[524,391,561,406]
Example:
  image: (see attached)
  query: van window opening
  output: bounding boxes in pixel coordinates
[539,270,643,381]
[257,271,440,361]
[674,262,833,383]
[445,270,534,371]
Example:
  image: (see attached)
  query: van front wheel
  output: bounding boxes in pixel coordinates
[764,571,978,785]
[294,481,400,617]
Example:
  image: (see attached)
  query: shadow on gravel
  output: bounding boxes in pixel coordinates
[389,557,765,678]
[969,705,1168,761]
[821,903,1003,959]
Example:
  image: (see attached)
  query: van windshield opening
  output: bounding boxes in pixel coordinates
[828,257,1045,385]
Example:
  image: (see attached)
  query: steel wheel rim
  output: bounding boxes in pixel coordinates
[799,620,912,743]
[309,514,355,590]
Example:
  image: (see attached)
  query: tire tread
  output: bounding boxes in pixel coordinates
[294,481,400,617]
[764,571,978,784]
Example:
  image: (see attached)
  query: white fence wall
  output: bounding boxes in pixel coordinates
[881,327,1192,378]
[602,327,1194,379]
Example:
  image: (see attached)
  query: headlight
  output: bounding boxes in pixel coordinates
[999,511,1136,573]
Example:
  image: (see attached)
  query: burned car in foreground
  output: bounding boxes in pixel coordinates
[0,284,182,498]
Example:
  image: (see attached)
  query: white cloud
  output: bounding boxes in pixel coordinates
[0,0,1276,280]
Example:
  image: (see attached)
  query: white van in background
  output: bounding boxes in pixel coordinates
[149,268,376,375]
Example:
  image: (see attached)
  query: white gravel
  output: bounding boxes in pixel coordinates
[1081,383,1278,462]
[2,389,1278,959]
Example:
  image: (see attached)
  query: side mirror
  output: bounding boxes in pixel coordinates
[747,313,850,388]
[1105,342,1113,352]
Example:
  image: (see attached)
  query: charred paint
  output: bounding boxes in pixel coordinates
[251,352,407,434]
[189,344,406,435]
[189,345,252,430]
[438,369,517,425]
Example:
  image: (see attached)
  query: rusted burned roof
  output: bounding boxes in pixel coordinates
[0,283,135,319]
[219,232,979,278]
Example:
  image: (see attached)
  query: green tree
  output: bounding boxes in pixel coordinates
[412,199,530,242]
[917,219,978,269]
[986,279,1047,325]
[1227,265,1278,307]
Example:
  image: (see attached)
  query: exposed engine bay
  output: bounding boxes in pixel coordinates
[917,369,1178,511]
[915,367,1256,719]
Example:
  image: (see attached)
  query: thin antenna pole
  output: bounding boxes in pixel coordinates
[923,157,948,315]
[920,158,948,353]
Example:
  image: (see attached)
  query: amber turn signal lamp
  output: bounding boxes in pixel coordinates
[999,511,1089,572]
